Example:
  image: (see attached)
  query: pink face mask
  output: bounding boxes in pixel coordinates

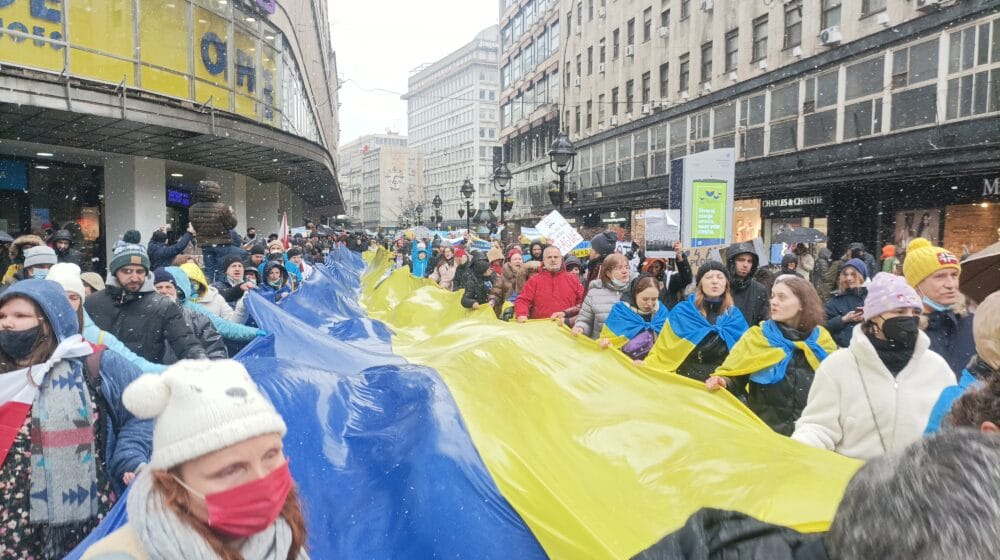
[175,460,293,537]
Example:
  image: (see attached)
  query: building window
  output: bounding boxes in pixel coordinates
[627,18,636,45]
[891,40,940,130]
[643,7,653,42]
[611,87,619,115]
[576,54,582,79]
[634,130,648,178]
[769,81,799,153]
[599,39,606,63]
[642,71,651,103]
[804,70,839,146]
[740,93,766,158]
[598,93,606,121]
[821,0,841,30]
[619,136,632,181]
[752,16,768,62]
[713,102,736,148]
[784,1,802,49]
[846,56,885,100]
[701,42,713,84]
[575,106,581,133]
[659,62,669,97]
[668,118,686,161]
[567,11,572,35]
[679,52,690,92]
[613,28,620,58]
[724,29,739,73]
[946,23,999,120]
[626,79,635,113]
[680,0,690,20]
[586,100,593,128]
[587,46,593,75]
[588,0,594,20]
[862,0,886,16]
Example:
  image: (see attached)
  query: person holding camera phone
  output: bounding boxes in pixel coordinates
[824,259,869,348]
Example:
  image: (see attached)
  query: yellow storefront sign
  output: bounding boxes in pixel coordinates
[0,0,280,126]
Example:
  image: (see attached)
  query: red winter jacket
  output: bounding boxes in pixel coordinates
[514,267,585,319]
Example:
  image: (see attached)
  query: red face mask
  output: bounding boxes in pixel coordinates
[176,460,293,537]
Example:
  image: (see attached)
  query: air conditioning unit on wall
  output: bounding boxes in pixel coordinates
[819,26,842,46]
[625,45,635,57]
[598,63,606,73]
[658,27,670,38]
[916,0,941,11]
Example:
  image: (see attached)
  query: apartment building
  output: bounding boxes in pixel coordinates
[499,0,564,224]
[404,26,502,225]
[559,0,999,254]
[339,133,409,227]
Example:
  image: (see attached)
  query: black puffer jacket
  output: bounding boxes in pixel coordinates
[747,323,818,436]
[453,256,503,309]
[633,508,830,560]
[188,181,238,247]
[727,242,770,327]
[164,306,227,363]
[823,288,866,348]
[85,277,207,363]
[658,256,693,309]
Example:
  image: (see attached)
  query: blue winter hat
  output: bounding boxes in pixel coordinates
[844,258,868,278]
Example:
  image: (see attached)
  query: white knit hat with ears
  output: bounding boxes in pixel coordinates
[46,263,86,299]
[123,360,287,470]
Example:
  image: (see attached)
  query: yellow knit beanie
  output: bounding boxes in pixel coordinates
[902,238,961,288]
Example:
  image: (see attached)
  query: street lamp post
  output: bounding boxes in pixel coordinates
[432,195,443,227]
[491,162,513,237]
[547,131,578,213]
[460,179,474,232]
[415,203,423,226]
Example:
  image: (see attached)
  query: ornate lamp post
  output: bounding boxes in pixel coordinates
[431,195,443,226]
[460,178,474,232]
[547,131,578,212]
[491,162,513,231]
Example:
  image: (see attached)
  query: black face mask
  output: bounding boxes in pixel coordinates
[880,316,920,349]
[0,325,43,360]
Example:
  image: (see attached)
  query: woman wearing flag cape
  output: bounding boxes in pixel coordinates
[706,276,836,435]
[597,274,669,363]
[645,262,750,396]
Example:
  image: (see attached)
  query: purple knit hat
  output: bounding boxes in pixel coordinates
[863,272,923,321]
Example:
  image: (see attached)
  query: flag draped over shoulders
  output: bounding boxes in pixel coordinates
[713,321,836,384]
[645,296,748,373]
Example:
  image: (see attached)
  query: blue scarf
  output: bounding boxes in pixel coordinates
[750,320,830,385]
[669,295,748,350]
[604,301,669,339]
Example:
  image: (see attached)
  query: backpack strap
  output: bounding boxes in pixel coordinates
[85,343,106,385]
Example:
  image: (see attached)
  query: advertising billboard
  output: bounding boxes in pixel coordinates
[0,1,282,126]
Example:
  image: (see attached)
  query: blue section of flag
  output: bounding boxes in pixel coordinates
[67,248,546,559]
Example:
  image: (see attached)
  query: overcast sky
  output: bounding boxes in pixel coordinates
[330,0,498,146]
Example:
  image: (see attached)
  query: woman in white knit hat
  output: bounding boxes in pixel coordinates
[82,360,309,559]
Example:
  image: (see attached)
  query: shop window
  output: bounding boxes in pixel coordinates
[669,117,687,161]
[713,102,736,149]
[579,147,591,188]
[634,129,649,179]
[846,56,884,100]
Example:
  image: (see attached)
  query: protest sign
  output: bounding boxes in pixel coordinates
[535,211,584,256]
[644,209,681,259]
[572,240,592,259]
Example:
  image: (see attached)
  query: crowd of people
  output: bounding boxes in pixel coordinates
[0,196,997,559]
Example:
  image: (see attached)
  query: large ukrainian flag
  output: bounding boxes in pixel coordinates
[70,247,860,559]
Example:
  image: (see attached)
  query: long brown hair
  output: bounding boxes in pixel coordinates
[0,296,58,373]
[774,276,825,332]
[694,271,734,318]
[599,253,629,285]
[152,470,308,560]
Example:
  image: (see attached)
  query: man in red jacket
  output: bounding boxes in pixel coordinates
[515,245,585,322]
